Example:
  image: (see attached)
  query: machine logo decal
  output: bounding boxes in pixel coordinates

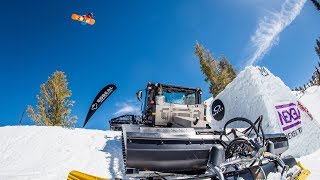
[211,99,225,121]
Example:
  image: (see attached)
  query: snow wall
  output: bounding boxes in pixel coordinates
[299,86,320,124]
[204,66,320,157]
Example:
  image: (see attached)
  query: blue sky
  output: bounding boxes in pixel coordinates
[0,0,319,130]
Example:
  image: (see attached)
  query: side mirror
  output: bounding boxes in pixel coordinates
[136,90,142,101]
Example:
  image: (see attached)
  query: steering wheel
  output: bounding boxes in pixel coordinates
[221,117,264,159]
[220,117,261,141]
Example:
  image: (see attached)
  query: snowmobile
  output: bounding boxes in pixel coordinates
[117,82,310,179]
[122,116,311,179]
[68,82,310,179]
[68,116,310,180]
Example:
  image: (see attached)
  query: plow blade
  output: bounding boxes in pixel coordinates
[295,161,311,180]
[67,170,109,180]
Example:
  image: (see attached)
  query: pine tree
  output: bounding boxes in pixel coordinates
[194,41,236,97]
[316,67,320,85]
[309,79,313,86]
[27,71,77,127]
[316,38,320,59]
[311,74,316,85]
[311,0,320,10]
[313,71,318,85]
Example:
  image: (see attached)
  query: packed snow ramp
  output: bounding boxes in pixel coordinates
[204,66,320,157]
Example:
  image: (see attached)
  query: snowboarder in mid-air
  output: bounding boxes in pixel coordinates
[71,12,95,25]
[83,12,94,20]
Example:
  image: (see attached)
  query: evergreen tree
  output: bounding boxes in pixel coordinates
[27,71,77,127]
[311,74,317,85]
[194,41,236,97]
[316,38,320,59]
[316,67,320,85]
[311,0,320,10]
[309,79,313,86]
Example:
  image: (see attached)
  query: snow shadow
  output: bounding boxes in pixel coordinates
[101,134,125,179]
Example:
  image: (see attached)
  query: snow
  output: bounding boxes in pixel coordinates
[295,85,320,179]
[291,90,304,99]
[0,126,125,180]
[299,148,320,179]
[298,86,320,123]
[0,66,319,179]
[204,66,320,157]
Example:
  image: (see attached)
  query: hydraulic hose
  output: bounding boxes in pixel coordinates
[207,164,225,180]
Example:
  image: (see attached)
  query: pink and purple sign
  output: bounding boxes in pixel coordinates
[275,102,301,131]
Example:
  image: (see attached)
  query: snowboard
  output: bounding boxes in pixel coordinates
[71,14,95,25]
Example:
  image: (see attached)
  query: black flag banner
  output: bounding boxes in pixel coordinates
[83,84,117,127]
